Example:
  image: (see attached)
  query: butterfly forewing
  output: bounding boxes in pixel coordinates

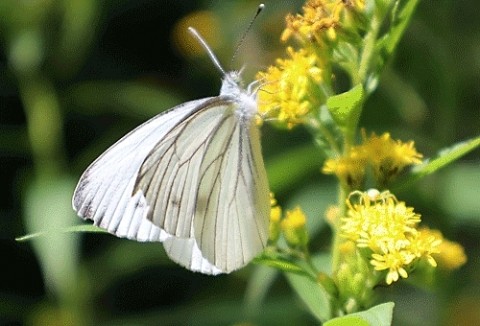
[134,100,235,238]
[73,98,212,241]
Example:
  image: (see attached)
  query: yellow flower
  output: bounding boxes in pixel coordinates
[281,0,365,43]
[281,206,309,248]
[268,193,282,243]
[322,146,367,189]
[256,47,322,129]
[322,131,423,189]
[341,190,440,285]
[361,131,423,185]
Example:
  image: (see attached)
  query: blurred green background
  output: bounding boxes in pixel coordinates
[1,0,479,325]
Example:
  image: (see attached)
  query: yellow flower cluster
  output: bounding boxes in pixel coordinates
[322,131,423,189]
[256,47,323,129]
[267,194,309,248]
[282,0,366,43]
[341,190,441,285]
[363,132,423,183]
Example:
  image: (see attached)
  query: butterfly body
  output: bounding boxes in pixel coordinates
[73,71,270,274]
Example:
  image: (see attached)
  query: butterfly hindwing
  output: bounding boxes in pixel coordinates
[194,115,270,273]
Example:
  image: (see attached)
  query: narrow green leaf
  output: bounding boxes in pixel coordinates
[383,0,421,55]
[16,223,108,241]
[324,302,395,326]
[254,255,309,276]
[285,272,331,322]
[397,136,480,189]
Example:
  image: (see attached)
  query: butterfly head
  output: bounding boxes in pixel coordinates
[220,71,244,95]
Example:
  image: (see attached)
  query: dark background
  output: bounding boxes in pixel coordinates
[1,0,479,325]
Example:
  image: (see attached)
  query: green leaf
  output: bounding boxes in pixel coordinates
[324,302,395,326]
[382,0,421,55]
[326,84,364,138]
[285,272,332,322]
[397,136,480,189]
[325,316,369,326]
[16,223,107,241]
[254,255,309,276]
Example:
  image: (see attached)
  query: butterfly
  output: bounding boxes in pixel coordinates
[72,28,270,275]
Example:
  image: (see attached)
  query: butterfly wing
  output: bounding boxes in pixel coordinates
[72,98,212,242]
[162,237,222,275]
[134,98,269,273]
[74,95,269,274]
[133,99,236,239]
[193,114,270,273]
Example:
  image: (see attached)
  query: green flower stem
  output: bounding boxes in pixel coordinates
[308,117,342,156]
[330,9,383,276]
[19,74,65,177]
[331,185,347,275]
[356,14,381,85]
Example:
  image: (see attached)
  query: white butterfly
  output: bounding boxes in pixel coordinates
[72,28,270,275]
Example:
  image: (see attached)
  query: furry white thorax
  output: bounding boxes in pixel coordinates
[220,71,258,121]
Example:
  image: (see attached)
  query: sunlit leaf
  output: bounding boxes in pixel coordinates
[327,84,364,141]
[324,302,395,326]
[327,84,364,130]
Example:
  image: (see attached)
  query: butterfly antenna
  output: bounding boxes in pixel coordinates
[188,27,226,76]
[231,3,265,65]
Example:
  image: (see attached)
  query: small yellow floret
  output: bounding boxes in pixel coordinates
[281,207,309,247]
[268,193,282,243]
